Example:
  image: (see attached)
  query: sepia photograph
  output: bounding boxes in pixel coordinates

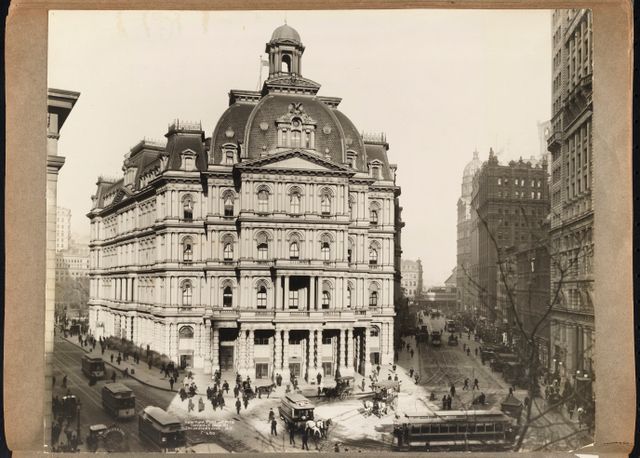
[37,7,608,454]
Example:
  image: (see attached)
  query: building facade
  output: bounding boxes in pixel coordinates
[56,243,90,280]
[469,149,549,322]
[56,207,72,251]
[400,259,423,300]
[547,9,594,383]
[456,150,482,312]
[87,25,402,380]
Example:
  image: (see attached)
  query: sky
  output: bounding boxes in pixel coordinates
[49,9,551,287]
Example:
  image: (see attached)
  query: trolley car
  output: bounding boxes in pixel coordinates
[392,409,517,451]
[138,406,186,451]
[102,383,136,419]
[278,393,315,431]
[81,355,106,380]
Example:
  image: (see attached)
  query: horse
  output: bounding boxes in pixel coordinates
[374,401,387,417]
[362,400,374,416]
[316,419,332,438]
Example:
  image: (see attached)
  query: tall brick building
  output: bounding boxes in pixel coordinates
[87,25,403,380]
[547,9,594,385]
[469,149,549,321]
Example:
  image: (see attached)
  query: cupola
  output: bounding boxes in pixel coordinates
[265,24,305,78]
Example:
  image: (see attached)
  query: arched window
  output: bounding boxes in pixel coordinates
[320,194,331,215]
[369,290,378,307]
[181,280,193,307]
[224,194,234,216]
[321,242,330,261]
[290,119,302,147]
[183,195,193,221]
[223,243,233,261]
[281,54,291,73]
[369,247,378,265]
[182,238,193,262]
[223,286,233,307]
[289,242,300,260]
[257,189,269,213]
[346,287,352,308]
[257,285,267,309]
[179,326,194,339]
[322,291,330,310]
[290,193,301,214]
[258,243,268,260]
[370,209,378,226]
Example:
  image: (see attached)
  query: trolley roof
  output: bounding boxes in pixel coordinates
[103,382,134,395]
[142,406,181,426]
[82,355,104,362]
[283,393,314,408]
[373,380,401,389]
[398,409,509,424]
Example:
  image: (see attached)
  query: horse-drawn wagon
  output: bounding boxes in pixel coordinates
[322,376,355,401]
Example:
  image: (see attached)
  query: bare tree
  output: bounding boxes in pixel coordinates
[460,206,594,451]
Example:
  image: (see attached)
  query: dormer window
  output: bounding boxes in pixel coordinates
[180,149,197,171]
[225,151,234,165]
[276,104,316,149]
[346,151,358,169]
[369,160,383,180]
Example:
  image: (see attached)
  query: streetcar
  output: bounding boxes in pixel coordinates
[101,383,136,419]
[426,310,446,347]
[278,392,315,431]
[446,320,457,333]
[138,406,186,451]
[392,409,517,451]
[81,355,106,380]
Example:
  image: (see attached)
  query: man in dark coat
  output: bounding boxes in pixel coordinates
[235,398,242,415]
[316,373,322,385]
[169,377,175,391]
[270,418,278,436]
[301,429,309,450]
[289,424,296,445]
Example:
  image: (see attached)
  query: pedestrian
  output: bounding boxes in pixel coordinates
[450,384,456,398]
[123,368,129,378]
[409,368,414,378]
[475,348,478,357]
[111,371,117,383]
[466,348,470,357]
[62,375,67,388]
[234,385,240,398]
[509,386,513,395]
[110,354,114,363]
[52,376,56,387]
[442,394,447,410]
[268,408,275,423]
[223,380,229,394]
[473,378,479,390]
[387,374,392,381]
[463,378,469,390]
[316,372,322,385]
[243,396,249,410]
[188,398,194,413]
[361,378,366,392]
[148,358,152,370]
[169,377,175,391]
[568,403,574,419]
[235,398,242,414]
[410,349,414,358]
[301,429,309,450]
[394,374,399,382]
[289,424,296,445]
[276,373,282,387]
[270,418,278,436]
[117,355,122,365]
[376,365,381,375]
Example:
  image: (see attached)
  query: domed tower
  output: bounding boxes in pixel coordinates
[461,149,482,200]
[266,24,304,77]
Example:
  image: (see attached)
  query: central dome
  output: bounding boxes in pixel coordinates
[271,24,302,43]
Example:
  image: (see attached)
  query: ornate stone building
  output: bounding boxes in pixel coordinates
[87,25,402,381]
[547,9,594,385]
[400,259,422,300]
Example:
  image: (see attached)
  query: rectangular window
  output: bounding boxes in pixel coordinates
[288,290,299,309]
[255,337,270,345]
[322,336,332,345]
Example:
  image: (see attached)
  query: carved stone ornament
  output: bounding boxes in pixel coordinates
[225,127,235,138]
[345,136,353,146]
[322,125,332,135]
[288,102,305,115]
[260,122,269,131]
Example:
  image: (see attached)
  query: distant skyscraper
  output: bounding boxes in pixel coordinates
[456,150,482,312]
[56,207,72,251]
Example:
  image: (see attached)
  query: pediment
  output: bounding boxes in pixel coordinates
[238,150,349,173]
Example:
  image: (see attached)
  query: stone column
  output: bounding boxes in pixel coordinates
[211,326,219,374]
[274,328,282,377]
[282,328,291,380]
[339,329,346,372]
[284,276,290,310]
[363,327,372,376]
[248,328,255,378]
[346,328,355,375]
[316,277,322,311]
[275,275,282,310]
[309,276,315,310]
[354,330,361,374]
[313,327,320,375]
[237,327,246,376]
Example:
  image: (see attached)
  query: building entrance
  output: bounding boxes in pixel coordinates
[180,354,193,369]
[220,346,234,370]
[289,363,301,377]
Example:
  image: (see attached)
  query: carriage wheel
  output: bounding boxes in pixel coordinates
[103,430,126,452]
[339,392,347,401]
